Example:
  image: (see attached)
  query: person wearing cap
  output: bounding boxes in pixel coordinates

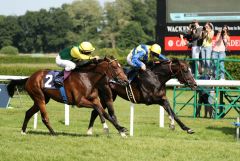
[127,43,168,71]
[54,41,99,86]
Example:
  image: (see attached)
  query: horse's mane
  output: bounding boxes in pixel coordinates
[74,56,116,72]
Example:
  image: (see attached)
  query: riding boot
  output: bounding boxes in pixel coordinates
[54,71,64,87]
[128,68,138,83]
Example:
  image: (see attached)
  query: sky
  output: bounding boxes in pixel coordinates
[0,0,112,16]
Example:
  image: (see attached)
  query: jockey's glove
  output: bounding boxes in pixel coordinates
[141,64,146,71]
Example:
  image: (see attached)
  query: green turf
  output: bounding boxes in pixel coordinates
[0,90,239,161]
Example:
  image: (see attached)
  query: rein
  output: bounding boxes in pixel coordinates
[81,59,120,80]
[169,60,191,86]
[106,59,122,81]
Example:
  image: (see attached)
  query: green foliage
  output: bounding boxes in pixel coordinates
[0,46,19,55]
[0,0,157,53]
[0,16,21,48]
[129,0,156,38]
[17,9,73,53]
[96,48,129,65]
[225,55,240,79]
[64,0,103,46]
[117,22,151,49]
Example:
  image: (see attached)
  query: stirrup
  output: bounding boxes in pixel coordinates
[54,77,63,87]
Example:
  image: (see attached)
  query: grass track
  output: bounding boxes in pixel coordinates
[0,90,239,161]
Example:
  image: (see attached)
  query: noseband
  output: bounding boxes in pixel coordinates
[105,59,122,81]
[168,60,192,86]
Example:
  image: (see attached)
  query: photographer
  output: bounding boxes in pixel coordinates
[201,22,214,74]
[212,25,230,80]
[180,20,203,76]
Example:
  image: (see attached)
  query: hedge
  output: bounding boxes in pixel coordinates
[0,46,19,55]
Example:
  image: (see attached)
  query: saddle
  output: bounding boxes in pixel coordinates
[123,67,139,83]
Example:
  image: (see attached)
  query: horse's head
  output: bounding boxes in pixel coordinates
[170,58,197,90]
[103,56,129,86]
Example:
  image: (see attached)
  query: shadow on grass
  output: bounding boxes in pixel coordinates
[206,126,235,135]
[177,115,236,120]
[27,130,100,137]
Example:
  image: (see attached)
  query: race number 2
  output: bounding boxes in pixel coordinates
[45,75,53,88]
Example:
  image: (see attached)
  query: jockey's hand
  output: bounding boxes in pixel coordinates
[94,56,100,60]
[141,64,146,71]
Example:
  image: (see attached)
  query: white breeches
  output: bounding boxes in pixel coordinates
[127,50,135,66]
[56,55,76,71]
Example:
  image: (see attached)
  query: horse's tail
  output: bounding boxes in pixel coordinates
[7,78,28,97]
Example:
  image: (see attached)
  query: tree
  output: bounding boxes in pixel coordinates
[129,0,156,39]
[101,0,132,48]
[42,8,73,52]
[64,0,103,46]
[0,16,21,49]
[17,8,72,53]
[117,22,150,49]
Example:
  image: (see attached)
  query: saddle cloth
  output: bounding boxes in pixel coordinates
[43,70,70,89]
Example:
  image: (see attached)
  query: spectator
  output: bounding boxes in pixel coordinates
[180,20,203,76]
[196,73,213,118]
[201,22,214,74]
[212,25,230,80]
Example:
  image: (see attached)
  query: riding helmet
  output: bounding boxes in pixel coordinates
[79,42,95,53]
[150,44,161,55]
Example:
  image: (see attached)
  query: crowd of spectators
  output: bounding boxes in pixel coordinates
[179,20,231,118]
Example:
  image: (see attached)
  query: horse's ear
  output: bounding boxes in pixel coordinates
[109,55,115,59]
[104,55,107,60]
[171,57,178,63]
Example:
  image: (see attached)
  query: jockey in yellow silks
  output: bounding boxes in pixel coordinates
[54,41,99,86]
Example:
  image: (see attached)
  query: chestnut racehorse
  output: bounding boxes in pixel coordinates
[87,59,198,134]
[7,57,129,137]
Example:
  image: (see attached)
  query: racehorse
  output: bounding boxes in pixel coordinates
[87,58,198,135]
[7,57,129,137]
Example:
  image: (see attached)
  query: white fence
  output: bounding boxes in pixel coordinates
[0,75,70,128]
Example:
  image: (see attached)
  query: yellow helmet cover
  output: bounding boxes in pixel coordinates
[79,42,95,52]
[150,44,161,55]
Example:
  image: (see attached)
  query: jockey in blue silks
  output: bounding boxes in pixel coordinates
[127,44,168,71]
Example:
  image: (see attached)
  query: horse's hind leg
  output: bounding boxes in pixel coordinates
[22,104,39,134]
[38,102,55,135]
[87,109,98,135]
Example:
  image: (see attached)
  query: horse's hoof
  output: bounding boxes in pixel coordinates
[119,132,127,138]
[87,128,93,135]
[21,130,26,135]
[120,127,128,132]
[103,128,109,134]
[169,124,175,130]
[187,129,195,134]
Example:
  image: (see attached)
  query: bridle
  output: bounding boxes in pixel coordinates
[168,60,192,87]
[104,59,126,84]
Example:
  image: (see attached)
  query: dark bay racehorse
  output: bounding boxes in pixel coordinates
[7,57,129,137]
[87,59,197,134]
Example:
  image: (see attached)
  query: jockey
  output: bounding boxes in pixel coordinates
[127,43,168,71]
[54,41,99,86]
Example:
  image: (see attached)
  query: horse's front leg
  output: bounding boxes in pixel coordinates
[80,97,126,137]
[161,99,195,134]
[92,98,127,137]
